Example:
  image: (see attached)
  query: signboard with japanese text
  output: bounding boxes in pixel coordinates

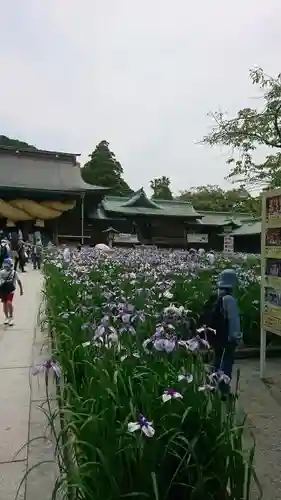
[35,219,45,228]
[223,235,234,253]
[261,189,281,342]
[114,233,139,244]
[186,233,208,243]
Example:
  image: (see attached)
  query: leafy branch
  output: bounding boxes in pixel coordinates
[202,67,281,188]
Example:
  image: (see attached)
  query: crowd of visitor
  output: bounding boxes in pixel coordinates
[0,237,43,272]
[0,235,43,326]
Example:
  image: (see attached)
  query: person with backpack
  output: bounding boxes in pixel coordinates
[200,269,241,394]
[0,239,10,268]
[0,258,23,325]
[31,239,43,270]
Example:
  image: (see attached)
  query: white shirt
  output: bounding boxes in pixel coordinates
[207,252,215,265]
[63,247,71,262]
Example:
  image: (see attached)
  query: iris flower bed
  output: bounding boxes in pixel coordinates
[41,248,261,499]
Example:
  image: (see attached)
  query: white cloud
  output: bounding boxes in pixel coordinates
[0,0,281,193]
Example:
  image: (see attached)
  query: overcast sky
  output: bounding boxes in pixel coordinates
[0,0,280,194]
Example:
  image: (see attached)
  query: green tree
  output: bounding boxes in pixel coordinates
[202,67,281,189]
[150,176,173,200]
[178,184,261,215]
[81,140,132,195]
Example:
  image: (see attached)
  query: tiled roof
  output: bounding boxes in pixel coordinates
[90,191,258,223]
[198,211,254,226]
[122,188,162,209]
[91,206,126,221]
[100,190,200,217]
[230,220,261,236]
[0,149,106,193]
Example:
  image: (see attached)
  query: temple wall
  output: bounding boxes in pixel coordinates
[234,234,260,254]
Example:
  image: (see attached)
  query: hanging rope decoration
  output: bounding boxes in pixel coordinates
[0,199,76,221]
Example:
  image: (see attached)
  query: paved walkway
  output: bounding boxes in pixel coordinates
[0,269,57,500]
[237,359,281,499]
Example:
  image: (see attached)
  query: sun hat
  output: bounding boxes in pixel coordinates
[218,269,237,289]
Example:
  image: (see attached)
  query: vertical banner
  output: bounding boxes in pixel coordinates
[261,189,281,377]
[223,235,234,253]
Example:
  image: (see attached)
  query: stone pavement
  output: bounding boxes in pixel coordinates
[237,359,281,500]
[0,268,57,500]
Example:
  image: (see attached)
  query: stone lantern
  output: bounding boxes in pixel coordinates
[102,226,119,248]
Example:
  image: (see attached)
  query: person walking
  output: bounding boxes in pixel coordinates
[0,239,10,268]
[31,239,43,270]
[62,245,71,268]
[201,269,241,396]
[14,239,26,272]
[207,250,215,266]
[0,257,23,325]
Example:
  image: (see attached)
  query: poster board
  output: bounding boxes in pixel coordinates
[114,233,139,244]
[260,188,281,377]
[35,219,45,228]
[223,235,234,253]
[187,233,208,243]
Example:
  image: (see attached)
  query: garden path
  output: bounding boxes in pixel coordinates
[237,358,281,500]
[0,268,57,500]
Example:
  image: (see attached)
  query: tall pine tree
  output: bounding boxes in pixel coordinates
[150,176,173,200]
[81,140,132,196]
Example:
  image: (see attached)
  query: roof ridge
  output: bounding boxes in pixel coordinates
[0,145,80,159]
[104,195,131,200]
[104,195,196,206]
[155,198,194,205]
[122,188,162,209]
[199,210,253,216]
[243,218,261,224]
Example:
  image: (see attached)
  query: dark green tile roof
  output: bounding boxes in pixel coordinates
[230,220,261,236]
[198,211,254,226]
[122,188,162,209]
[89,206,127,221]
[100,190,200,217]
[90,191,258,224]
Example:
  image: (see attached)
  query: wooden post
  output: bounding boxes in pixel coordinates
[81,193,85,245]
[260,193,266,379]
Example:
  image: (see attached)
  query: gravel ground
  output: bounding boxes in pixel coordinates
[234,358,281,499]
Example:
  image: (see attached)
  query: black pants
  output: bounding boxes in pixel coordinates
[213,342,237,394]
[14,257,25,272]
[32,255,41,270]
[213,342,236,378]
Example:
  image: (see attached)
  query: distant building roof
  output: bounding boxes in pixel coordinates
[198,211,255,226]
[0,147,106,193]
[122,188,162,210]
[230,220,261,236]
[89,192,258,223]
[91,188,201,218]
